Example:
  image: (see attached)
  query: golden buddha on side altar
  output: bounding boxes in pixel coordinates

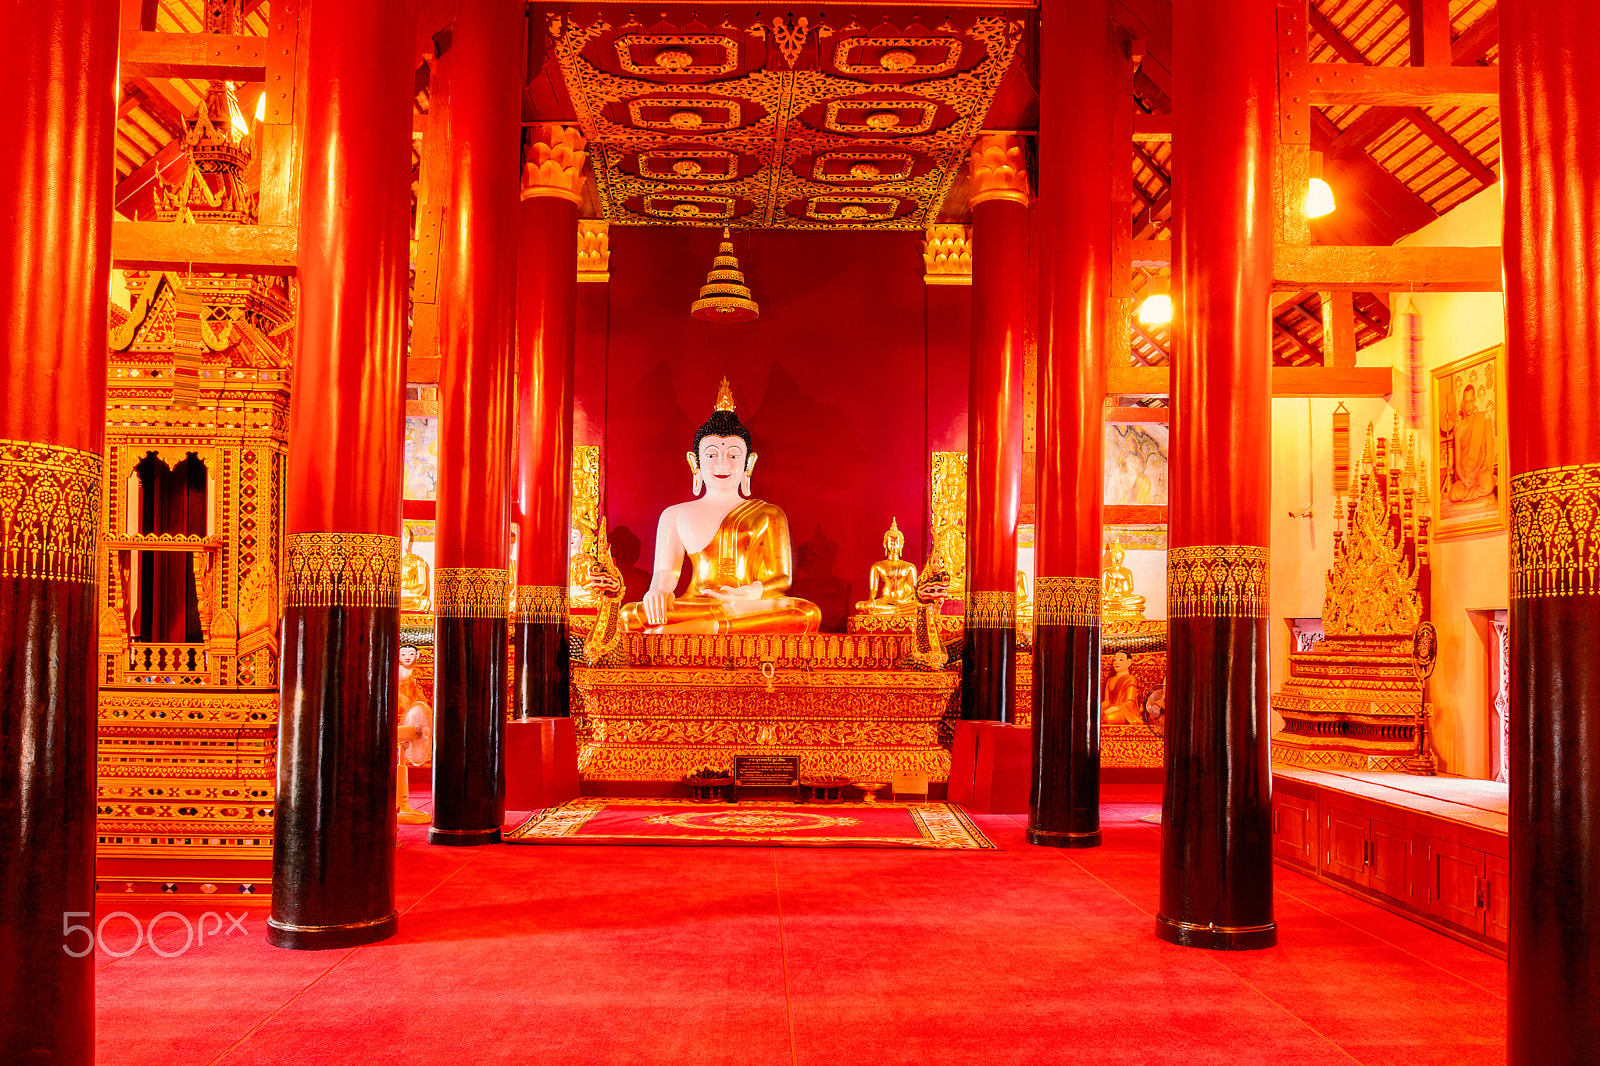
[854,517,920,616]
[1100,542,1147,622]
[619,378,822,634]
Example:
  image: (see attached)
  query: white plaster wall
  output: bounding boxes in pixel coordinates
[1269,183,1508,778]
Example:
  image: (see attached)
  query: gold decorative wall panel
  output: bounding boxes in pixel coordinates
[931,450,967,597]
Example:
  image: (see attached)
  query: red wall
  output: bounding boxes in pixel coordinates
[577,227,967,632]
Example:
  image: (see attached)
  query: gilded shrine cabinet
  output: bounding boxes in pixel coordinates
[94,271,291,904]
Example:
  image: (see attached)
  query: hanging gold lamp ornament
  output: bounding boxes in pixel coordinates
[690,227,760,322]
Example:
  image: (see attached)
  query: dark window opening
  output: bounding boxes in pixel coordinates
[135,452,206,643]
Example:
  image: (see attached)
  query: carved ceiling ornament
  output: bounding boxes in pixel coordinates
[551,13,1023,229]
[521,123,588,205]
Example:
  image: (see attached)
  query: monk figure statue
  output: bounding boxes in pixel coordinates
[854,518,920,616]
[620,378,822,634]
[1101,649,1143,724]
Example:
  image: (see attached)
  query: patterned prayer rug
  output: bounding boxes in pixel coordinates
[504,798,996,850]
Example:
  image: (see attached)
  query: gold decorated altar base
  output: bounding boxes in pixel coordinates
[1271,635,1426,772]
[572,660,958,785]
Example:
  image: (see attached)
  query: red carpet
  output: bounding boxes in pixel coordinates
[505,798,996,849]
[92,785,1505,1065]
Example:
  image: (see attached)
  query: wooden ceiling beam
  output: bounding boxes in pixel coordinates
[1273,244,1502,292]
[1453,12,1498,65]
[1307,64,1499,108]
[1133,114,1172,142]
[1308,8,1369,64]
[122,78,187,141]
[1407,0,1454,68]
[1108,365,1395,397]
[121,30,270,81]
[112,219,297,274]
[1405,110,1498,186]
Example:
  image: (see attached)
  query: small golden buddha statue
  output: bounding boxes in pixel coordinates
[854,518,920,616]
[620,378,822,634]
[1101,542,1147,622]
[400,525,431,613]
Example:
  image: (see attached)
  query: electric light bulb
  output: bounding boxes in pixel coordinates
[1305,177,1336,218]
[255,92,267,122]
[1137,293,1172,326]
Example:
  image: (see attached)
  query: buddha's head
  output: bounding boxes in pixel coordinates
[883,517,904,561]
[687,377,758,497]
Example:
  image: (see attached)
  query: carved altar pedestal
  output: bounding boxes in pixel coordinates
[1271,635,1426,772]
[571,634,959,788]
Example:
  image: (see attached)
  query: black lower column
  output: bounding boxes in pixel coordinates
[431,568,509,846]
[511,585,569,719]
[1028,577,1101,847]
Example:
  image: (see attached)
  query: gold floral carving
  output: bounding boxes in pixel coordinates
[571,444,601,546]
[614,35,739,77]
[967,133,1030,206]
[931,450,967,597]
[1034,576,1100,627]
[522,123,588,204]
[283,533,400,610]
[922,224,972,283]
[0,438,102,584]
[1167,545,1269,619]
[577,223,611,282]
[965,590,1015,630]
[823,99,937,135]
[833,37,961,76]
[553,15,1022,229]
[434,567,511,619]
[1511,462,1600,599]
[514,584,567,625]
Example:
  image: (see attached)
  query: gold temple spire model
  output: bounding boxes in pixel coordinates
[1273,418,1435,773]
[691,229,760,322]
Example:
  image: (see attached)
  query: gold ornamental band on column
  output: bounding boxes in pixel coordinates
[1034,576,1100,627]
[0,437,102,584]
[1167,545,1269,620]
[1511,463,1600,598]
[514,584,567,624]
[284,533,401,609]
[965,590,1016,630]
[435,567,512,619]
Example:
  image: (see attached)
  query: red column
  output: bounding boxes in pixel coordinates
[511,125,583,721]
[1502,2,1600,1057]
[1158,0,1277,950]
[1028,0,1115,849]
[0,2,115,1058]
[962,135,1030,722]
[431,0,521,845]
[269,0,416,949]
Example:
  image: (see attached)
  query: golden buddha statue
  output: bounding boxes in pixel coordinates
[854,518,920,616]
[1101,542,1147,621]
[619,378,822,634]
[400,524,431,613]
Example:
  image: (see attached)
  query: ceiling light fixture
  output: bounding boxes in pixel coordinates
[1305,151,1335,218]
[1136,271,1172,327]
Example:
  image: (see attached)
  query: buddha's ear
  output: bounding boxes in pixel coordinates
[741,453,757,498]
[686,451,703,497]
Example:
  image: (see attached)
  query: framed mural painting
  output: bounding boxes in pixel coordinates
[1430,344,1509,538]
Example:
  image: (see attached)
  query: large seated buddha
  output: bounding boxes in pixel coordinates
[619,379,821,634]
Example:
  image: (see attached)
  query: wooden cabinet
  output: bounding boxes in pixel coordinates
[1271,773,1506,957]
[1321,801,1414,906]
[1272,786,1316,870]
[1426,838,1508,941]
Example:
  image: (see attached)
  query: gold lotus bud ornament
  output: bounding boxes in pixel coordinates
[864,111,901,130]
[655,48,693,69]
[690,228,760,322]
[669,110,703,129]
[879,49,918,71]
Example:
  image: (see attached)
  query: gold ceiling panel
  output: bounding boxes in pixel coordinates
[554,15,1023,229]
